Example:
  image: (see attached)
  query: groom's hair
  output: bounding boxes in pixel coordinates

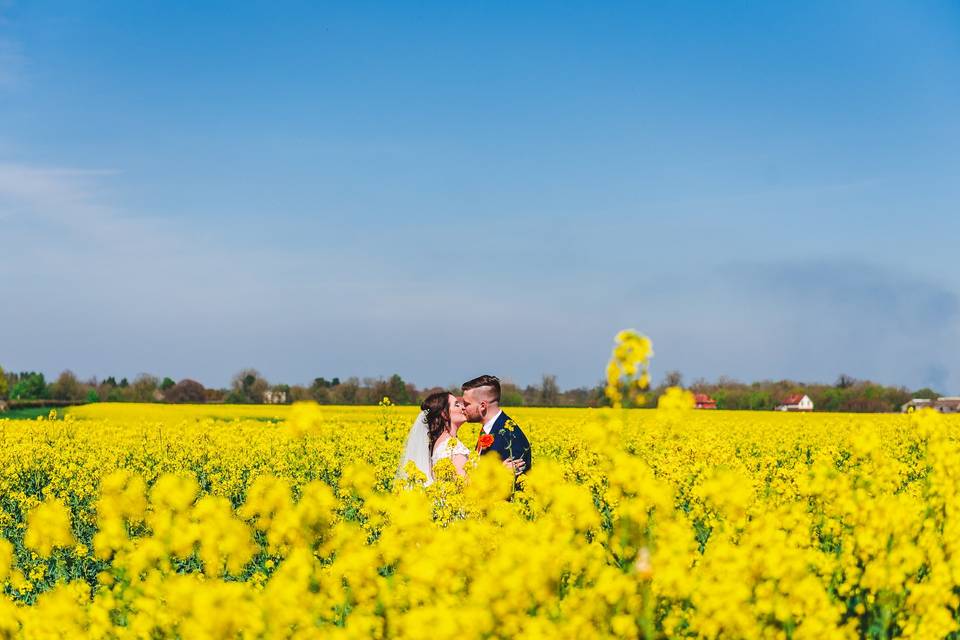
[461,375,501,403]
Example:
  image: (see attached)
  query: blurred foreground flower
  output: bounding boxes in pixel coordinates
[25,498,75,556]
[605,329,653,408]
[657,386,694,412]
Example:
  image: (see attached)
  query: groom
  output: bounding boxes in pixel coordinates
[462,375,532,474]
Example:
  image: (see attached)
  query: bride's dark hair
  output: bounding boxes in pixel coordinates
[421,391,450,454]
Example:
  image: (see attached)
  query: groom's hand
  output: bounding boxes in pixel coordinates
[503,458,526,475]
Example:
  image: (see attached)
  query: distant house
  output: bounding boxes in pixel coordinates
[901,398,933,413]
[776,394,814,412]
[263,389,288,405]
[934,397,960,414]
[902,397,960,414]
[694,393,717,409]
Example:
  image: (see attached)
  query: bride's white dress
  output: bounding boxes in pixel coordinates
[396,411,470,486]
[431,436,471,465]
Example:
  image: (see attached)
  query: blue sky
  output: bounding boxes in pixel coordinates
[2,1,959,392]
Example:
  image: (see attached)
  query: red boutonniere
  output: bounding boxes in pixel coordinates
[477,434,494,451]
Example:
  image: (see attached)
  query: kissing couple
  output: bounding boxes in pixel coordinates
[396,375,533,486]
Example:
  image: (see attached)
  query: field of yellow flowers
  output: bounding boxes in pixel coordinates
[2,398,960,639]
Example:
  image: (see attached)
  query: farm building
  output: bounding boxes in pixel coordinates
[776,394,814,412]
[901,397,960,413]
[901,398,933,413]
[934,397,960,414]
[694,393,717,409]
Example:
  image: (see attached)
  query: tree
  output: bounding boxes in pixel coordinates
[288,385,311,402]
[312,377,338,389]
[817,388,843,413]
[309,385,331,403]
[0,366,7,400]
[229,368,269,403]
[11,372,47,400]
[331,377,360,404]
[663,370,684,388]
[50,370,85,401]
[912,387,940,400]
[164,379,207,404]
[129,374,159,403]
[500,381,524,407]
[386,374,412,404]
[539,374,560,406]
[747,390,773,411]
[205,387,227,403]
[160,377,176,391]
[835,373,856,389]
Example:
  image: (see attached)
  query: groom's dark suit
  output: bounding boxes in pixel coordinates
[477,411,533,472]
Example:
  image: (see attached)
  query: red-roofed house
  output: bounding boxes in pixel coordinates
[694,393,717,409]
[776,394,814,412]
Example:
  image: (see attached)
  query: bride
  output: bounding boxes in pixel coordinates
[396,391,471,485]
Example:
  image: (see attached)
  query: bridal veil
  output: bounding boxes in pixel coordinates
[396,410,433,485]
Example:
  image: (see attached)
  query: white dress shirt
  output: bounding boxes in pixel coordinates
[482,409,503,435]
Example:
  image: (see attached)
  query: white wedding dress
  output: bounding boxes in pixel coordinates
[396,411,471,487]
[431,436,471,465]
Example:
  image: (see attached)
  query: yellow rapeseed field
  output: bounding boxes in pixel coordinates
[1,334,959,639]
[1,402,960,639]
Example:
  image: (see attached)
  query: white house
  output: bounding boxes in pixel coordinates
[776,394,814,412]
[263,389,288,405]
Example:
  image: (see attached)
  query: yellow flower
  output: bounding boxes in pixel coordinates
[24,497,75,556]
[0,538,13,581]
[0,330,955,637]
[605,329,653,408]
[657,386,694,412]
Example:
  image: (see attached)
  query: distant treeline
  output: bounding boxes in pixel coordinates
[0,367,604,408]
[0,366,938,413]
[679,373,935,413]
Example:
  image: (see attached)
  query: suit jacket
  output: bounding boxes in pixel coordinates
[477,411,533,472]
